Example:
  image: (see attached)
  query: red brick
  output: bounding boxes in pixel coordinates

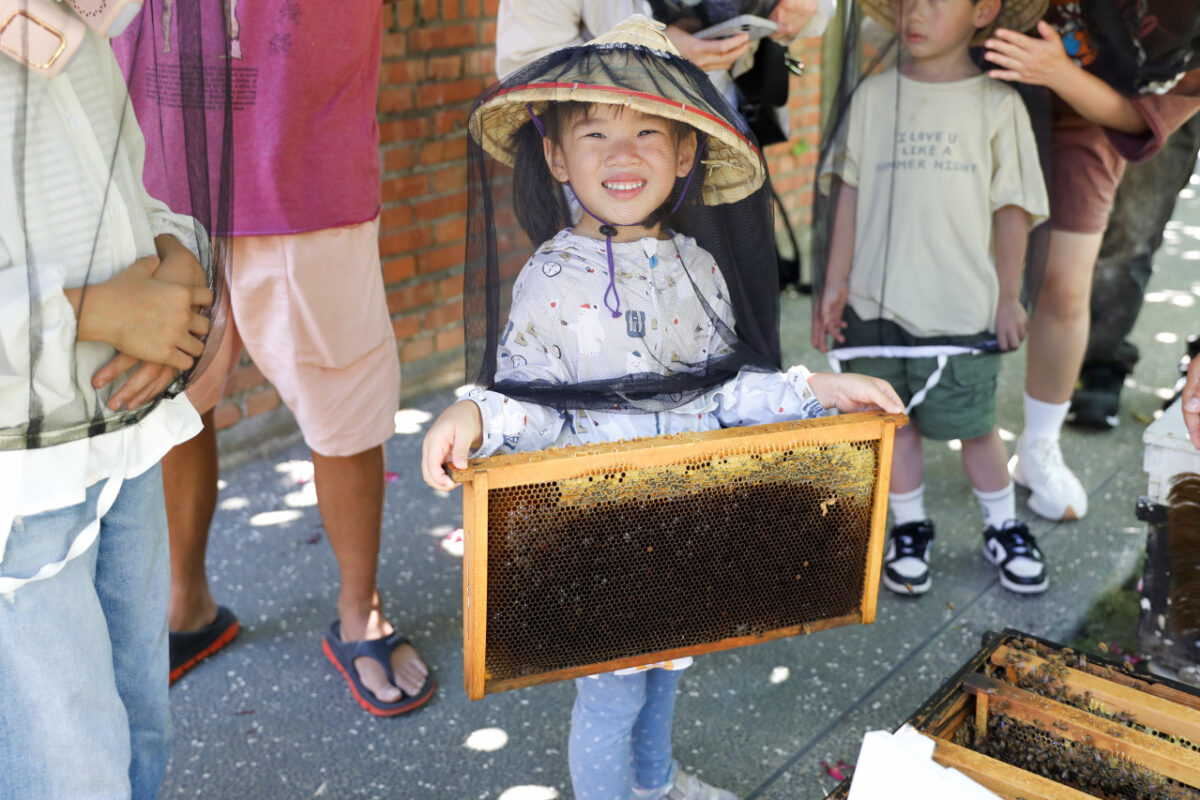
[382,174,430,203]
[387,282,437,314]
[483,0,499,16]
[417,78,484,109]
[417,243,466,275]
[378,87,415,114]
[410,25,476,52]
[401,336,436,363]
[379,204,414,232]
[464,0,482,16]
[433,215,467,244]
[463,50,494,78]
[430,164,468,190]
[423,301,462,330]
[480,20,497,45]
[421,0,439,20]
[213,401,242,431]
[383,255,416,284]
[418,137,467,166]
[436,326,465,352]
[428,55,463,81]
[225,364,265,395]
[382,32,408,58]
[246,388,280,418]
[383,145,417,173]
[392,312,421,340]
[437,272,463,300]
[381,59,426,85]
[390,0,416,28]
[434,108,470,136]
[380,227,434,257]
[414,190,468,223]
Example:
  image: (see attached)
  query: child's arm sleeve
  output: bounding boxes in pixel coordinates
[0,253,78,428]
[816,86,863,195]
[462,267,572,456]
[990,89,1050,226]
[712,366,827,428]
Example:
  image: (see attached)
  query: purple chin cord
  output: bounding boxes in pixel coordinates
[526,103,706,319]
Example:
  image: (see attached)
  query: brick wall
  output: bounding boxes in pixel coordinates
[213,4,825,449]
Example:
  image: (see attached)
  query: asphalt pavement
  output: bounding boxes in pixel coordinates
[161,174,1200,799]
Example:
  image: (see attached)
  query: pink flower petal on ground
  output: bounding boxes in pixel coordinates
[385,471,400,483]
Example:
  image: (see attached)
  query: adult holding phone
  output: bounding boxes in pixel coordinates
[495,0,830,80]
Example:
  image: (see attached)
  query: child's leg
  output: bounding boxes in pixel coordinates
[570,671,648,799]
[630,668,685,792]
[96,464,173,796]
[0,465,169,797]
[962,429,1047,593]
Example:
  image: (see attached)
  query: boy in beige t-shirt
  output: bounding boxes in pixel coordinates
[815,0,1050,596]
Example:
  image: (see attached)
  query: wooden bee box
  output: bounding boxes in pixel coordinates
[827,629,1200,799]
[451,411,904,699]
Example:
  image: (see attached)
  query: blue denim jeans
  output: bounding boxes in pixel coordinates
[0,464,170,800]
[569,668,683,800]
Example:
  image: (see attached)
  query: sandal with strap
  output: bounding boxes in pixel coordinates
[321,621,436,717]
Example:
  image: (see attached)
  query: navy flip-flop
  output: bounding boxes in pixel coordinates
[169,605,240,685]
[322,621,436,717]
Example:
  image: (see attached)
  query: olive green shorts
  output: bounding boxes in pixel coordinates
[846,353,1001,441]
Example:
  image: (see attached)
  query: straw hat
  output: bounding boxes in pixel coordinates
[857,0,1047,35]
[468,15,766,206]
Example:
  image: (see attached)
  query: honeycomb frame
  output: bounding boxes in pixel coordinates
[451,411,904,699]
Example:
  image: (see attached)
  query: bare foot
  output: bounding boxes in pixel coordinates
[339,608,429,701]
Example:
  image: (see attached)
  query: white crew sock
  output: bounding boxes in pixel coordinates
[889,485,926,526]
[974,483,1016,529]
[1022,392,1070,442]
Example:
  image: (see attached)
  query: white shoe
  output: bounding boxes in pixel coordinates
[633,762,739,800]
[1010,435,1088,520]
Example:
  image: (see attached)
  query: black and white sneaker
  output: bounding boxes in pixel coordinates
[983,520,1047,594]
[882,520,934,596]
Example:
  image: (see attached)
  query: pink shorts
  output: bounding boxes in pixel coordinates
[189,219,400,457]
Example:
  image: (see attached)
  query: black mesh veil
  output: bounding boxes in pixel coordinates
[1,0,232,452]
[464,16,782,413]
[812,0,1052,412]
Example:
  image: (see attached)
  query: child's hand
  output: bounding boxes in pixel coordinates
[94,239,211,410]
[664,26,752,72]
[984,22,1072,90]
[812,281,848,352]
[807,372,904,415]
[994,296,1028,352]
[421,400,484,491]
[1183,353,1200,449]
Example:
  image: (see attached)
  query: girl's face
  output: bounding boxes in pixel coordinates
[544,105,697,242]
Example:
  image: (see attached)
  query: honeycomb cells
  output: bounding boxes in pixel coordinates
[483,437,881,682]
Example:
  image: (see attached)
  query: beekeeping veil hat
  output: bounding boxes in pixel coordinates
[463,15,784,413]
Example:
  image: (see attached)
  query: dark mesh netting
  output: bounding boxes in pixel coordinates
[464,21,783,414]
[812,2,1052,377]
[2,0,232,452]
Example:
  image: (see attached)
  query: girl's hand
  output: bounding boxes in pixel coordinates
[421,400,484,491]
[807,372,904,415]
[984,21,1073,89]
[812,280,849,352]
[1183,353,1200,449]
[994,296,1028,352]
[664,25,752,72]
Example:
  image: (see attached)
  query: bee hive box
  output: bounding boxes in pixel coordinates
[827,629,1200,799]
[451,411,904,699]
